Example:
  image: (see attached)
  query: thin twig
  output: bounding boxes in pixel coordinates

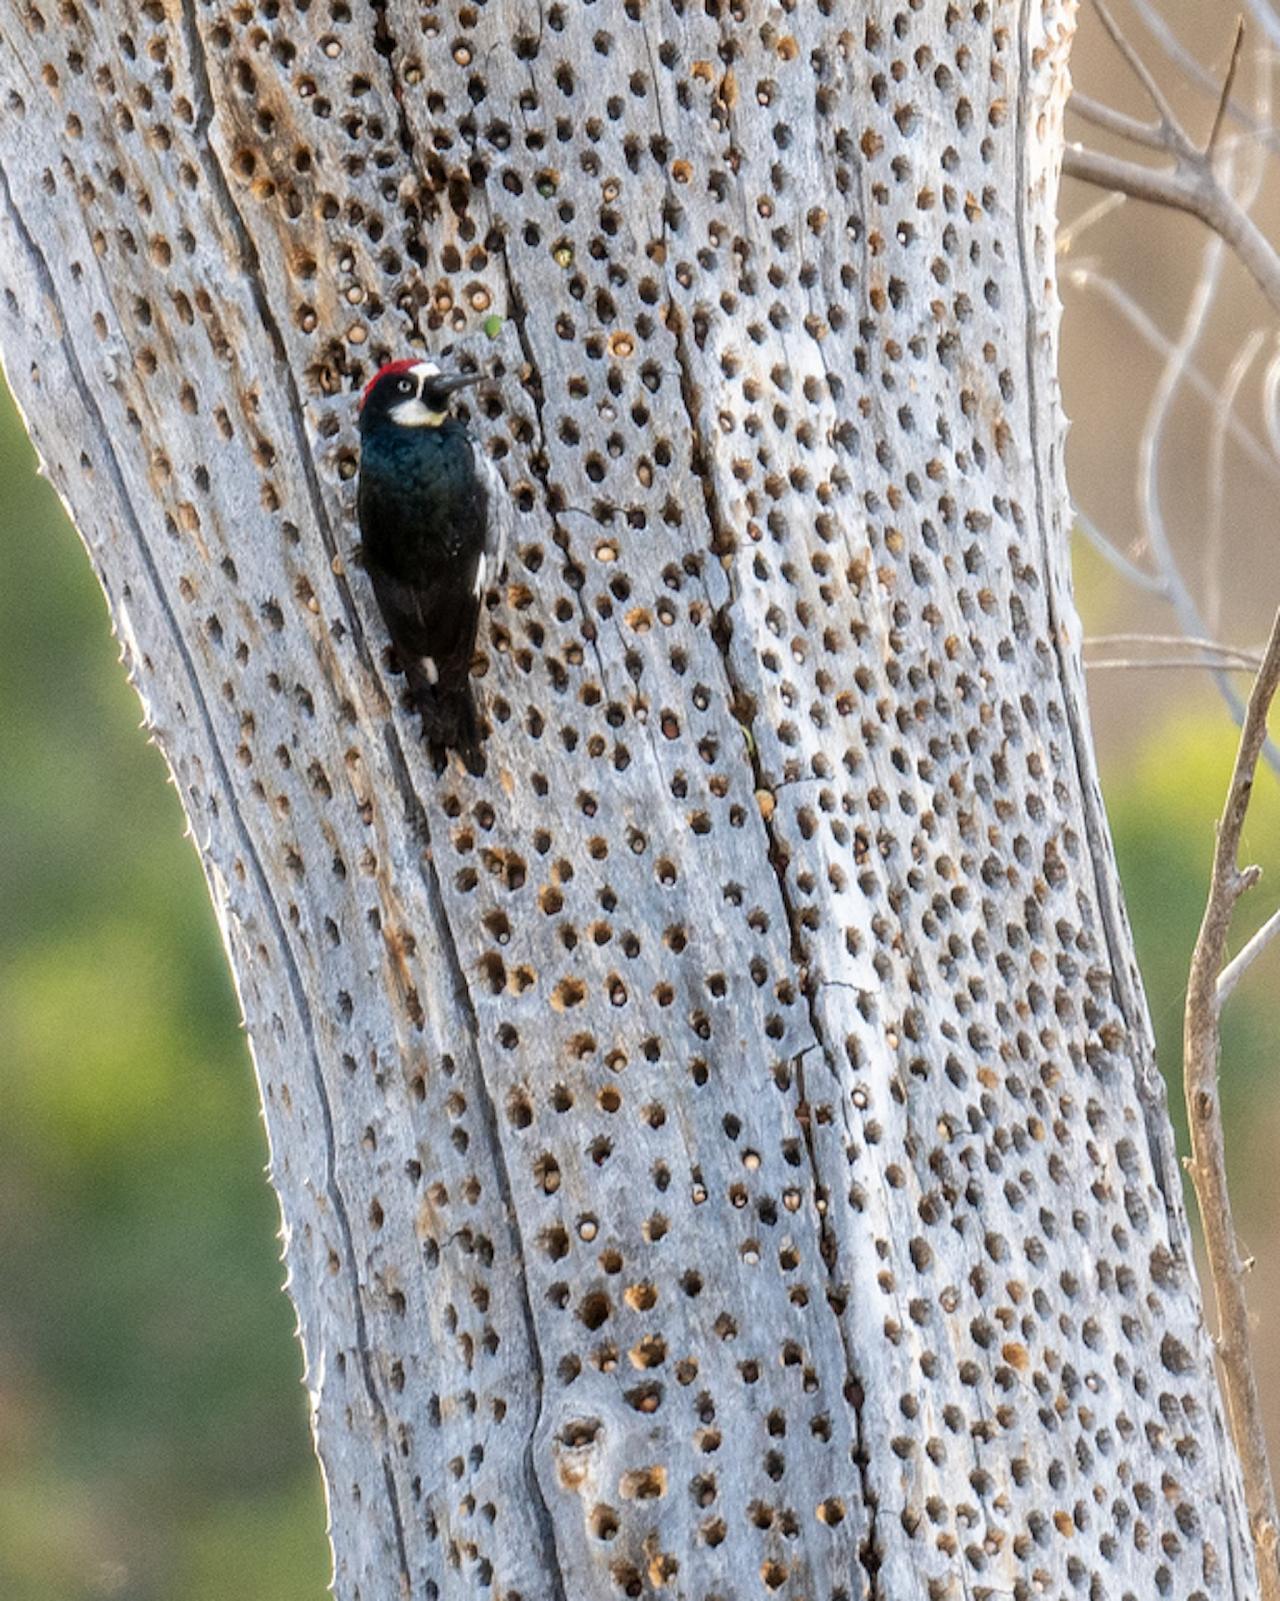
[1132,217,1280,773]
[1207,333,1265,634]
[1085,656,1261,671]
[1085,632,1265,662]
[1092,0,1198,157]
[1207,17,1248,159]
[1136,222,1229,658]
[1243,0,1280,57]
[1111,108,1280,773]
[1184,607,1280,1601]
[1218,904,1280,1003]
[1067,13,1280,319]
[1057,191,1126,254]
[1135,96,1280,772]
[1064,269,1280,485]
[1129,0,1280,158]
[1263,343,1280,467]
[1073,508,1168,595]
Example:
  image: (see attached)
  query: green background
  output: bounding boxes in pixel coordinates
[0,393,328,1598]
[1,385,1277,1598]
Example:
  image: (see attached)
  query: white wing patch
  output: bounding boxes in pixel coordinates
[473,554,487,599]
[479,450,512,587]
[422,656,439,685]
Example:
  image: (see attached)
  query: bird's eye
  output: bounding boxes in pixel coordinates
[396,377,415,394]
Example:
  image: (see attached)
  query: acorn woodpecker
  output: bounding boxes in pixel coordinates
[357,356,509,766]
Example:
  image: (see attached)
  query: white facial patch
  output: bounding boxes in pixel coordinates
[389,396,448,428]
[390,360,446,427]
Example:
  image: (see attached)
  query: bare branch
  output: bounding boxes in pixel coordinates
[1091,0,1197,157]
[1067,124,1280,770]
[1062,145,1280,319]
[1085,656,1263,671]
[1084,632,1260,655]
[1132,221,1280,773]
[1088,656,1260,669]
[1069,92,1166,151]
[1068,14,1280,318]
[1218,905,1280,1003]
[1130,0,1280,157]
[1206,17,1248,160]
[1184,608,1280,1601]
[1084,632,1265,667]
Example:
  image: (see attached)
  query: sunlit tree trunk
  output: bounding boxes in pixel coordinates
[0,1,1256,1596]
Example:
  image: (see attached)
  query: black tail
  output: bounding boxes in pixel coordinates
[404,659,484,773]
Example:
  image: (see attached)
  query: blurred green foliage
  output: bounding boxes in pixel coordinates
[0,390,328,1598]
[1107,707,1280,1204]
[0,380,1277,1601]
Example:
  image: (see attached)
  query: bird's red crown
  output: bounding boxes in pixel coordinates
[358,358,422,412]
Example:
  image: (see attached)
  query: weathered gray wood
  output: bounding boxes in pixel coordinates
[0,2,1256,1597]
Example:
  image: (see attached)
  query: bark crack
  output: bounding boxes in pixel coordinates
[648,12,883,1561]
[368,0,419,173]
[348,17,570,1592]
[378,729,570,1601]
[179,0,380,688]
[477,240,592,1601]
[497,238,610,696]
[0,142,418,1587]
[663,288,884,1601]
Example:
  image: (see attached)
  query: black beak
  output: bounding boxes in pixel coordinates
[433,370,486,396]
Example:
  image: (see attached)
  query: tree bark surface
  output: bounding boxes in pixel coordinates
[0,1,1256,1597]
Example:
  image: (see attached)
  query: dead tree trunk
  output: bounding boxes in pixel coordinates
[0,2,1257,1596]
